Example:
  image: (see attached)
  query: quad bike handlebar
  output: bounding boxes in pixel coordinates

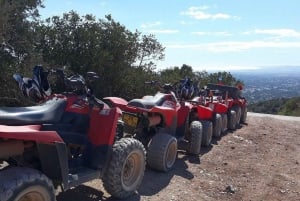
[144,79,198,101]
[49,68,105,108]
[13,65,104,108]
[55,69,108,108]
[144,80,176,94]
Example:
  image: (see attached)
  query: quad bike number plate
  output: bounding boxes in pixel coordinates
[122,113,138,127]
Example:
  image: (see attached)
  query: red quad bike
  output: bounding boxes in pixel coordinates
[0,66,146,201]
[104,80,203,172]
[189,87,228,144]
[174,78,214,147]
[206,83,248,130]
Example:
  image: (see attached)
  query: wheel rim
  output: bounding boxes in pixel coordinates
[16,186,50,201]
[122,151,142,191]
[19,192,44,201]
[165,141,177,168]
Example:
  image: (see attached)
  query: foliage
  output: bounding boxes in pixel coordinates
[208,71,244,86]
[278,97,300,116]
[159,66,241,89]
[0,3,242,106]
[35,12,164,97]
[248,97,300,117]
[0,0,43,106]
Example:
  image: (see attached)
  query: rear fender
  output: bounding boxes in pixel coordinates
[103,97,128,110]
[0,125,64,143]
[37,142,69,188]
[150,106,177,128]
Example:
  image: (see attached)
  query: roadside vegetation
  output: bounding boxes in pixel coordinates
[0,1,243,107]
[248,97,300,117]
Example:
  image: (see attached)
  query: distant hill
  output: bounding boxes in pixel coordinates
[231,65,300,75]
[230,66,300,104]
[248,97,300,117]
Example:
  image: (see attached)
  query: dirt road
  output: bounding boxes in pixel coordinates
[57,113,300,201]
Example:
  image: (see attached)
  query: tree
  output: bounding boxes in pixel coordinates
[208,71,244,86]
[0,0,43,67]
[36,12,165,97]
[0,0,43,106]
[136,34,165,71]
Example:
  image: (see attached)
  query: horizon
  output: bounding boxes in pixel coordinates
[39,0,300,71]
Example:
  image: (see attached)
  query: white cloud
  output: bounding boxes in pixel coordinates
[181,6,238,20]
[140,21,162,28]
[148,29,179,34]
[141,21,178,34]
[166,40,300,52]
[254,29,300,38]
[192,31,233,36]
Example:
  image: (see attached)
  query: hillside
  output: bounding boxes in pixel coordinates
[233,66,300,104]
[56,113,300,201]
[248,97,300,116]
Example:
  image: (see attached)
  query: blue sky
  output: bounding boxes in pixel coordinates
[39,0,300,72]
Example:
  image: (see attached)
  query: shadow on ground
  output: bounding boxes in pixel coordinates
[56,153,199,201]
[56,125,251,201]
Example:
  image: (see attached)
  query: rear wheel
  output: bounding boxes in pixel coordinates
[200,120,213,147]
[103,138,146,199]
[212,113,222,138]
[0,167,55,201]
[147,133,177,172]
[186,121,202,155]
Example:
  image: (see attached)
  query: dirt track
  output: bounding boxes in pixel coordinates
[57,112,300,201]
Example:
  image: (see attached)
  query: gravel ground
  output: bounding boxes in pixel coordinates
[57,112,300,201]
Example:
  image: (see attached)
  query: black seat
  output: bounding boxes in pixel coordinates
[128,93,167,109]
[0,97,67,125]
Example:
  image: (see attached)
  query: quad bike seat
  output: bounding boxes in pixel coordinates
[128,92,168,109]
[207,83,241,99]
[0,97,67,126]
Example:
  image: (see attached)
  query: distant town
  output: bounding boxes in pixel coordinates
[232,66,300,104]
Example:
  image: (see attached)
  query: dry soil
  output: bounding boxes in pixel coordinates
[57,112,300,201]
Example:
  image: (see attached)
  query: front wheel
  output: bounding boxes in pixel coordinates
[102,138,146,199]
[212,113,222,138]
[186,121,202,155]
[201,120,213,147]
[228,110,237,130]
[232,105,242,128]
[0,167,55,201]
[240,106,247,124]
[221,113,228,134]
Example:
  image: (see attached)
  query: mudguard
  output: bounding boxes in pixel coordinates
[207,102,228,114]
[196,105,213,120]
[103,97,128,110]
[0,125,64,143]
[88,107,120,146]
